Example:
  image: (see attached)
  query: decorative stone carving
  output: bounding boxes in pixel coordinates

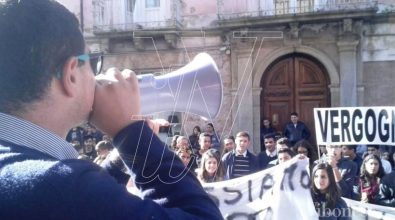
[164,33,178,48]
[343,18,353,33]
[299,91,325,96]
[289,22,299,39]
[264,90,291,97]
[133,37,145,51]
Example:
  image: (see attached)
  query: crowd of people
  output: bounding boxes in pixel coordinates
[66,122,113,164]
[65,112,395,219]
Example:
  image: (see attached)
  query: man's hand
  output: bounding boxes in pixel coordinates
[146,119,170,135]
[361,192,369,203]
[326,154,337,168]
[90,68,141,137]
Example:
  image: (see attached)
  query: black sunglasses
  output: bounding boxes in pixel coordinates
[76,52,103,76]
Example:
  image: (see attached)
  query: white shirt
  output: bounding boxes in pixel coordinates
[0,112,79,160]
[266,149,277,158]
[235,150,247,157]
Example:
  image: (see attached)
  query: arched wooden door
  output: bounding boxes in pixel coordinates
[260,54,330,146]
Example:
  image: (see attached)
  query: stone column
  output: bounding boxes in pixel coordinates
[337,40,359,107]
[252,87,262,154]
[235,55,254,143]
[329,84,340,107]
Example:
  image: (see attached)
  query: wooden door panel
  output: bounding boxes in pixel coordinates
[298,99,325,145]
[265,101,291,133]
[261,54,329,148]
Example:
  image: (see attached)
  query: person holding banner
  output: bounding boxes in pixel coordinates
[315,145,357,200]
[267,148,295,168]
[355,154,385,204]
[311,163,351,220]
[341,145,363,176]
[294,139,318,170]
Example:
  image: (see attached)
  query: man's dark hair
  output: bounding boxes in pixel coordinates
[263,132,276,140]
[95,140,114,151]
[367,145,379,150]
[343,145,357,152]
[222,135,235,142]
[290,112,298,117]
[199,132,212,141]
[84,135,94,141]
[0,0,84,113]
[277,148,294,157]
[236,131,250,140]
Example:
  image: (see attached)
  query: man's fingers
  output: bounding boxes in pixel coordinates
[152,119,170,127]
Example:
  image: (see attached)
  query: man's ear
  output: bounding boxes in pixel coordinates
[60,57,79,97]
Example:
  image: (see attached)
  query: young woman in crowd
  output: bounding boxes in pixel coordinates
[205,123,220,150]
[197,149,224,183]
[356,154,385,204]
[294,139,318,170]
[189,126,201,152]
[311,163,351,220]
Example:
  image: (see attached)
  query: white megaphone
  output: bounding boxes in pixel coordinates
[137,53,222,119]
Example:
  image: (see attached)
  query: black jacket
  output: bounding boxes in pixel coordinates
[376,171,395,207]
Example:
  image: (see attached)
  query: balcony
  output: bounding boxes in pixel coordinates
[217,0,378,20]
[92,0,182,34]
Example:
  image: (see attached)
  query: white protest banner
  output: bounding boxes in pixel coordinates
[343,198,395,220]
[314,107,395,145]
[203,158,318,220]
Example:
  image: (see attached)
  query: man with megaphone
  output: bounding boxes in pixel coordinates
[0,1,222,219]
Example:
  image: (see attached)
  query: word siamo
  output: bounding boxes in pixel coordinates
[204,163,311,208]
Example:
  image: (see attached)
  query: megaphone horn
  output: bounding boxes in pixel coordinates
[138,53,223,119]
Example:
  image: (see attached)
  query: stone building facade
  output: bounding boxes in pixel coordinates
[61,0,395,153]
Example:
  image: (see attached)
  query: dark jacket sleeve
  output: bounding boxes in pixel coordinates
[301,123,311,140]
[221,152,232,180]
[375,172,395,207]
[337,160,357,199]
[283,124,290,139]
[248,152,259,173]
[336,198,351,220]
[98,121,223,219]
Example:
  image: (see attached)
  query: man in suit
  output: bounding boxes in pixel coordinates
[0,1,221,219]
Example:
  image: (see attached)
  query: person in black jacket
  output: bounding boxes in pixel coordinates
[260,118,276,151]
[311,163,351,220]
[221,131,259,179]
[0,1,222,219]
[376,171,395,207]
[314,145,357,200]
[283,112,311,147]
[258,133,278,169]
